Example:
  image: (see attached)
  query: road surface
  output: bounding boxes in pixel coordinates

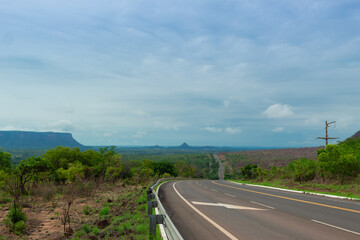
[213,154,224,180]
[158,180,360,240]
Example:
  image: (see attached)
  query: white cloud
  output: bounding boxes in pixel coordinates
[203,127,223,133]
[225,127,242,134]
[131,110,148,117]
[0,125,35,131]
[203,127,242,134]
[305,117,322,126]
[49,120,75,132]
[1,1,359,146]
[272,127,284,132]
[263,104,294,118]
[132,131,146,138]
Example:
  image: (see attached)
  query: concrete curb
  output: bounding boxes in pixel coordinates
[228,180,360,201]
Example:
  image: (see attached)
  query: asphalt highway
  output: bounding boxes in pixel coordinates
[158,180,360,240]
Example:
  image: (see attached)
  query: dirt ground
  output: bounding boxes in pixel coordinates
[0,182,130,240]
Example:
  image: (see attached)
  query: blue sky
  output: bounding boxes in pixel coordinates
[1,0,360,147]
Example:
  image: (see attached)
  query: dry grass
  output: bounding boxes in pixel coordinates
[221,146,323,170]
[0,180,148,240]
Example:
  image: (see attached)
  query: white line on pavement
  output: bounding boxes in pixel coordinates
[225,193,236,198]
[250,201,275,209]
[173,182,239,240]
[311,219,360,236]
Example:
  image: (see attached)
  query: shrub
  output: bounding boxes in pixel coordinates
[83,205,91,215]
[287,158,317,183]
[13,220,27,235]
[99,206,110,217]
[91,226,99,236]
[2,203,27,235]
[6,203,27,224]
[241,164,262,180]
[82,224,91,233]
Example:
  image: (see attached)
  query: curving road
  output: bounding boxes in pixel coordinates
[158,180,360,240]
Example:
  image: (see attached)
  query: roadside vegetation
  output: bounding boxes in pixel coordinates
[225,138,360,198]
[0,146,214,239]
[123,153,219,180]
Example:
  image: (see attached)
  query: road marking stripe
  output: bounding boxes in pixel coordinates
[173,182,239,240]
[225,193,236,198]
[311,219,360,236]
[192,201,266,210]
[211,189,218,192]
[212,181,360,214]
[250,201,275,209]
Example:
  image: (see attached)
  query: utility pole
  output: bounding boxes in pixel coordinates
[317,121,338,146]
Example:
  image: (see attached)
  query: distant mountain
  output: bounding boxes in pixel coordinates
[0,131,84,149]
[179,142,191,149]
[349,130,360,139]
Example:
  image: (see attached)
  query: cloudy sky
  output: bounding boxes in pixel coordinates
[1,0,359,147]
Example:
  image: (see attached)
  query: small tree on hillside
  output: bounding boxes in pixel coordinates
[287,158,317,184]
[318,144,360,184]
[16,157,51,194]
[0,150,12,170]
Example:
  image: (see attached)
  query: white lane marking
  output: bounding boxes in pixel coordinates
[204,186,208,189]
[173,182,239,240]
[311,219,360,236]
[211,189,218,192]
[225,193,236,198]
[192,201,267,210]
[250,201,275,209]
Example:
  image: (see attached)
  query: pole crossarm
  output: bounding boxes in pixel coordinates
[317,137,338,140]
[317,121,338,146]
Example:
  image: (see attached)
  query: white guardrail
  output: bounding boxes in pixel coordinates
[148,178,184,240]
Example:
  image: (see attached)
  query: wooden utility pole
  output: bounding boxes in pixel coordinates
[317,121,338,146]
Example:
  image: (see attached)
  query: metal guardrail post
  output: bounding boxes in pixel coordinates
[148,200,158,216]
[148,178,185,240]
[149,214,164,239]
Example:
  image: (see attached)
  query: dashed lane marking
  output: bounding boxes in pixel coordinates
[250,201,275,209]
[311,219,360,236]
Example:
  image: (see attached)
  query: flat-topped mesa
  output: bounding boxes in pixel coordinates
[0,131,84,149]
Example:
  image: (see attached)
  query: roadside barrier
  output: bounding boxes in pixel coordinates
[147,178,184,240]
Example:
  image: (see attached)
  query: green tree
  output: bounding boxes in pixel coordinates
[153,161,176,176]
[335,153,360,184]
[16,157,51,194]
[287,158,317,183]
[318,144,360,184]
[241,164,262,180]
[0,149,12,170]
[175,162,196,178]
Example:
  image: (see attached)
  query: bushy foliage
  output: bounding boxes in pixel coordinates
[0,150,12,170]
[2,202,27,235]
[287,158,317,183]
[232,138,360,185]
[240,164,262,180]
[318,142,360,184]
